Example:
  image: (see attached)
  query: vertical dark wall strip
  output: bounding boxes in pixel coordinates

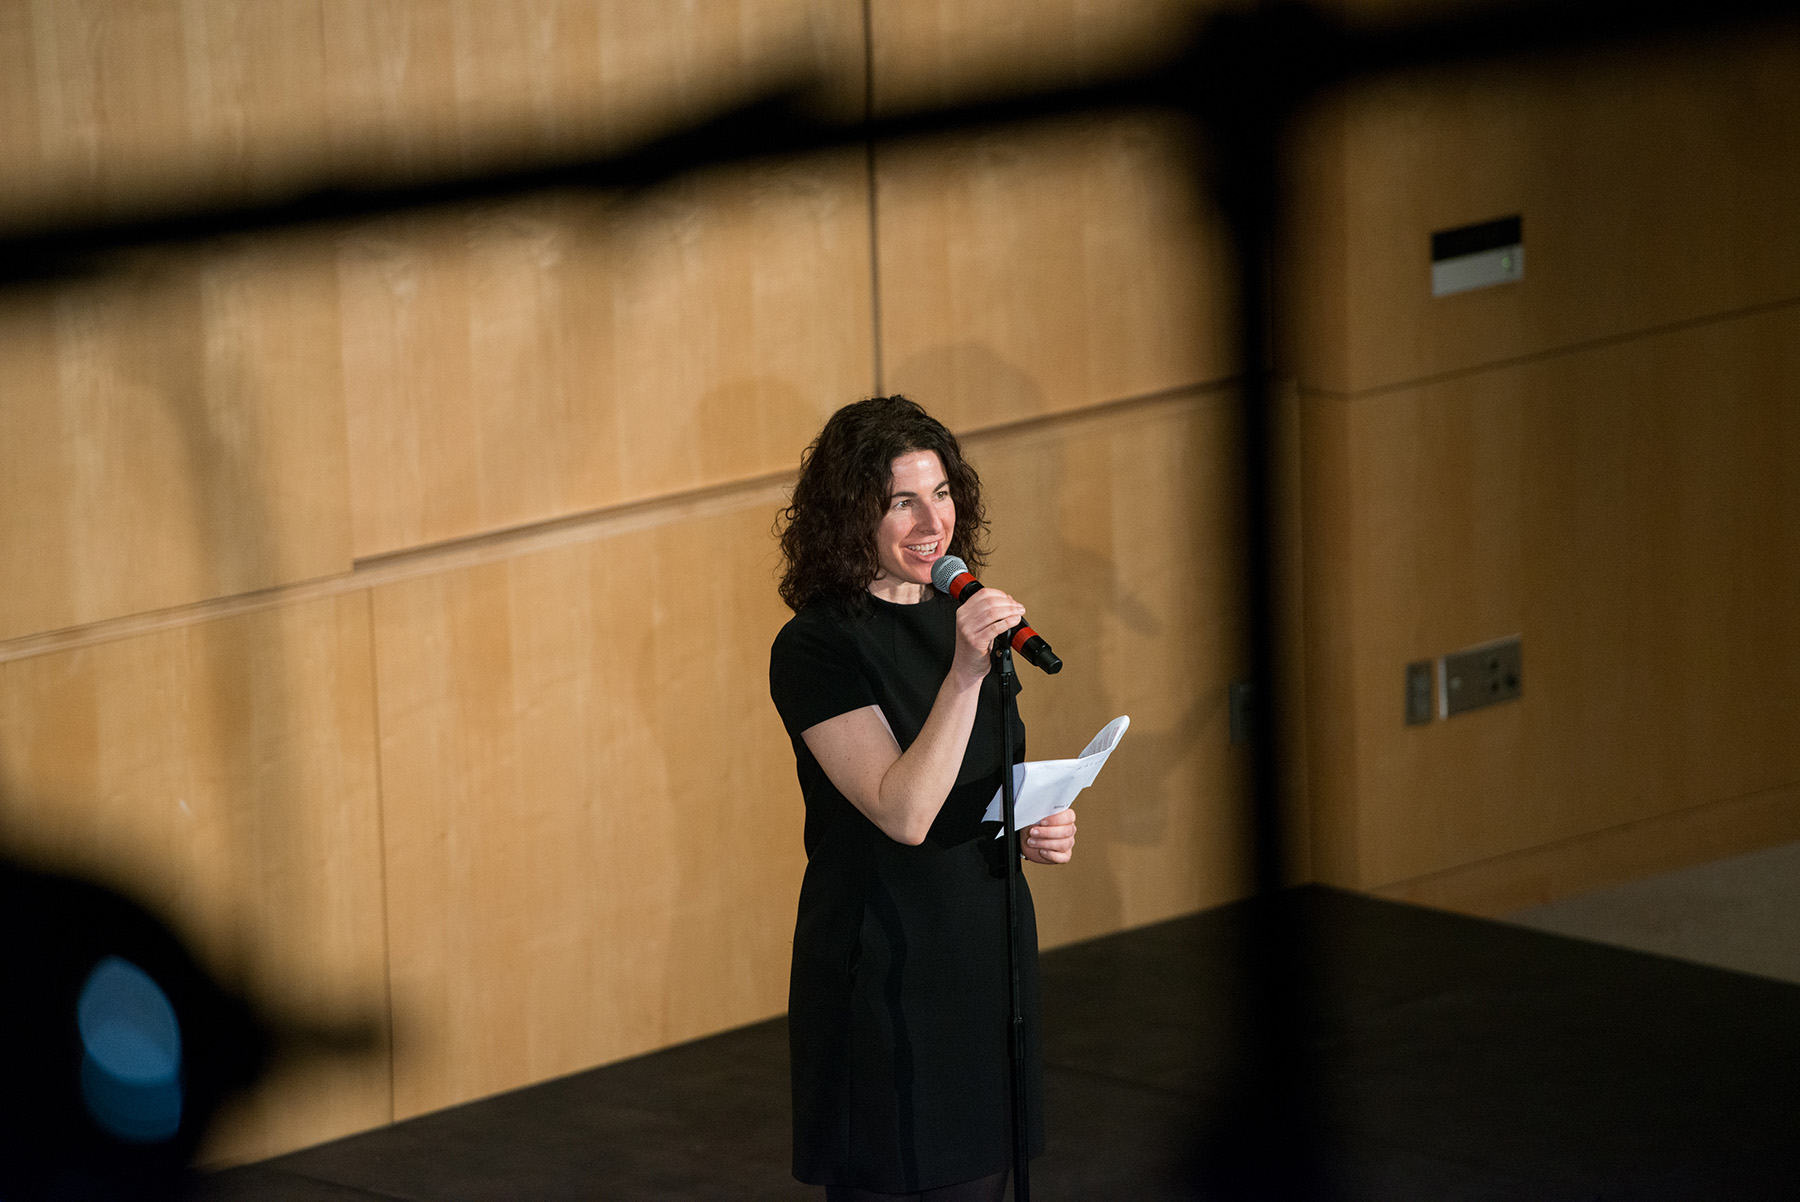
[861,0,885,396]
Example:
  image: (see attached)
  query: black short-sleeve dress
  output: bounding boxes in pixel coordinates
[769,591,1044,1192]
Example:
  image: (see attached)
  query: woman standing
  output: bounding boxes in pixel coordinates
[770,396,1078,1202]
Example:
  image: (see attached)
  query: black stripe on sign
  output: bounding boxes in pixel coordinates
[1431,215,1522,262]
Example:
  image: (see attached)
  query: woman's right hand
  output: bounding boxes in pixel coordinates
[950,586,1027,683]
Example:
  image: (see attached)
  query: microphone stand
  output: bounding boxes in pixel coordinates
[993,636,1031,1202]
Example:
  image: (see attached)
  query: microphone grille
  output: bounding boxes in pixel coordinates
[930,556,968,595]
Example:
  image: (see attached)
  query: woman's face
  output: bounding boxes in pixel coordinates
[869,449,954,601]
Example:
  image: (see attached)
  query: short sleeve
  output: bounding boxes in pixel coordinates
[770,611,879,739]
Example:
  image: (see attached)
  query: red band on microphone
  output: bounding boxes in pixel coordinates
[947,571,981,601]
[1010,623,1043,654]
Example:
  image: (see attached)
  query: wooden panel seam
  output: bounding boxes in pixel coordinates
[1301,292,1800,403]
[364,584,400,1127]
[0,379,1237,668]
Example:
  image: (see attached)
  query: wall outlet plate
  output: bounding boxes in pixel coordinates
[1440,636,1523,717]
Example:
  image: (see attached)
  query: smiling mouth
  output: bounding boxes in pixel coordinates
[905,541,940,556]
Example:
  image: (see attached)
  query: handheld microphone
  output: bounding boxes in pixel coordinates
[930,556,1063,674]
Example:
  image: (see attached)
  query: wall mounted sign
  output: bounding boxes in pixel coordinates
[1432,215,1524,297]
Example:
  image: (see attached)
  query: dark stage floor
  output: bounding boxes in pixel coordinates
[202,887,1800,1200]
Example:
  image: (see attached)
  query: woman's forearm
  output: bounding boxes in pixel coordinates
[799,663,988,846]
[802,587,1026,845]
[869,667,985,844]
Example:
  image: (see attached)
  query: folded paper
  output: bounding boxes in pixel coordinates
[983,715,1129,835]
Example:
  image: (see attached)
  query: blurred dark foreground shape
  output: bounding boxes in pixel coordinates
[0,859,269,1201]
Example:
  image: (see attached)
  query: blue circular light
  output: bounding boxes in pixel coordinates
[77,955,184,1143]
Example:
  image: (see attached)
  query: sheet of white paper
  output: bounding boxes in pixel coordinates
[983,715,1129,835]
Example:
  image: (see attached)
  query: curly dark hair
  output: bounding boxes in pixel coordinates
[777,395,990,612]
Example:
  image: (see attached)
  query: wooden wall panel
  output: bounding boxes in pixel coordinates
[971,392,1252,946]
[320,0,874,561]
[370,500,805,1117]
[0,1,43,221]
[0,0,331,225]
[340,158,875,559]
[4,0,875,586]
[0,0,858,220]
[876,116,1227,429]
[0,247,353,642]
[1375,782,1800,917]
[871,0,1228,426]
[321,0,862,174]
[1294,379,1361,887]
[1300,34,1800,394]
[1301,305,1800,890]
[9,0,197,214]
[868,0,1220,114]
[0,593,391,1162]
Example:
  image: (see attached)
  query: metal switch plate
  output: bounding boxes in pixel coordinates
[1405,660,1434,725]
[1440,636,1523,717]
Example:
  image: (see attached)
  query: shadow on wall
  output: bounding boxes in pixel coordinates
[889,339,1050,430]
[618,373,821,1044]
[901,342,1239,940]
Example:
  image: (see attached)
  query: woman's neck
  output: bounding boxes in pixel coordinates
[867,577,931,604]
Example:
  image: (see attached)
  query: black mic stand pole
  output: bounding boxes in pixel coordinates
[993,636,1031,1201]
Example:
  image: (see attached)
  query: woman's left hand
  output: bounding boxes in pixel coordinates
[1020,808,1077,865]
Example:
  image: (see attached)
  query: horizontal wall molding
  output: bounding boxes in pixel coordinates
[1369,781,1800,918]
[959,378,1232,448]
[1299,292,1800,403]
[0,379,1234,667]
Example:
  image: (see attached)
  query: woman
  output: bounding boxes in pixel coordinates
[769,396,1078,1202]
